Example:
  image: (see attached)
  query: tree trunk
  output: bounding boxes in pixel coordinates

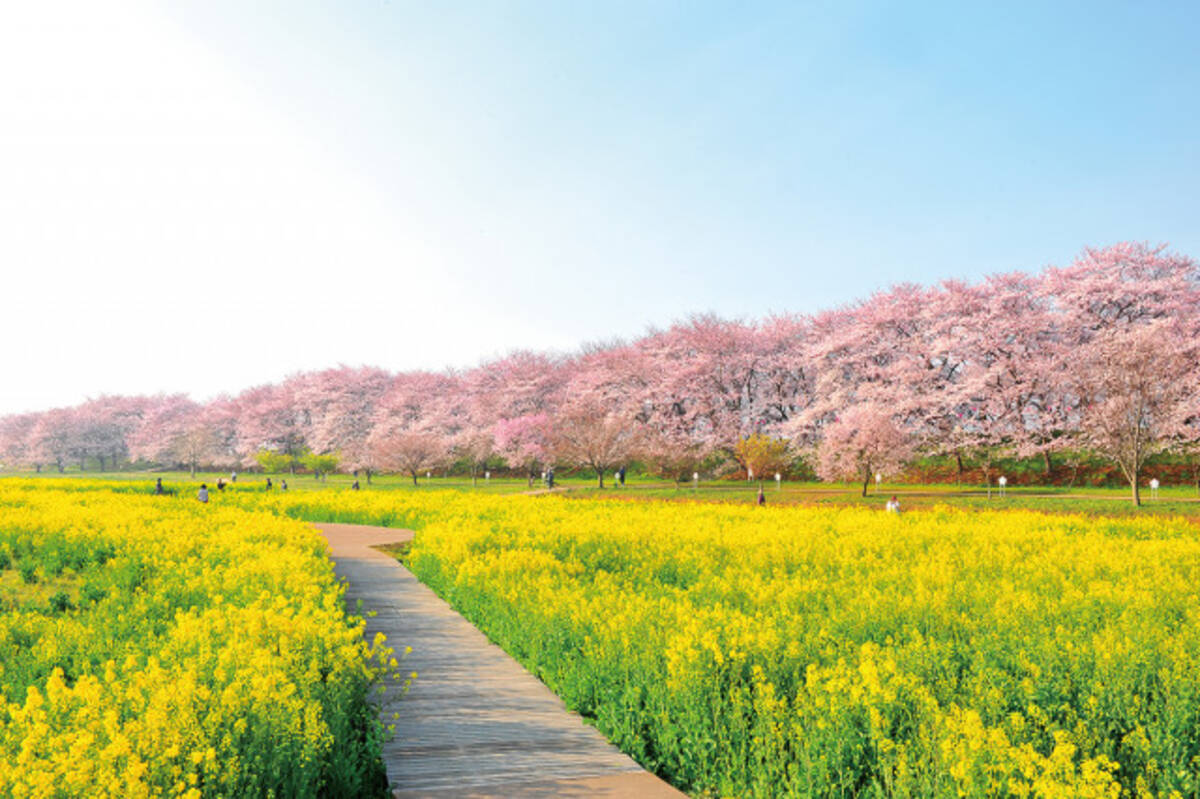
[597,469,605,489]
[411,472,419,487]
[1131,470,1141,506]
[35,464,42,473]
[955,451,964,485]
[98,455,106,472]
[472,464,478,488]
[190,461,197,479]
[1042,449,1052,476]
[366,469,372,485]
[290,462,296,475]
[861,468,870,498]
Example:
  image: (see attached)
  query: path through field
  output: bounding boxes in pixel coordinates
[316,523,685,799]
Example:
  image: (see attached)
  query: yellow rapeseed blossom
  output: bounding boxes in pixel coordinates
[10,479,1200,797]
[0,481,390,798]
[209,483,1200,798]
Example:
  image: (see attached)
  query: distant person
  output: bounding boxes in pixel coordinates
[216,477,226,492]
[280,479,288,491]
[197,484,209,503]
[265,477,273,490]
[154,478,164,495]
[352,479,360,490]
[547,467,555,489]
[757,486,766,506]
[618,466,626,486]
[231,471,238,483]
[885,495,901,513]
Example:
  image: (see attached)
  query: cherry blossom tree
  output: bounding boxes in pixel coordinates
[234,383,310,472]
[637,315,768,458]
[815,404,914,496]
[368,430,448,485]
[1076,320,1196,506]
[1045,242,1200,342]
[640,428,711,488]
[1177,407,1200,497]
[494,413,551,487]
[4,240,1198,490]
[948,273,1069,480]
[551,397,641,488]
[802,285,936,428]
[367,371,457,484]
[468,351,569,424]
[29,408,86,473]
[0,413,38,471]
[127,395,221,477]
[295,365,392,480]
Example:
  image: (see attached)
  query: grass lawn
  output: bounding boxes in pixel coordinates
[4,468,1198,516]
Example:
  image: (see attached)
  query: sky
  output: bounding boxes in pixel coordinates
[2,1,1198,416]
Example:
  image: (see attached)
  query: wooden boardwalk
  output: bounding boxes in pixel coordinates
[316,523,686,799]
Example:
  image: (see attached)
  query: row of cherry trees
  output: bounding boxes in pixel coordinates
[2,243,1198,504]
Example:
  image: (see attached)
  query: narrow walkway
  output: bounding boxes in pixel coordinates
[316,523,686,799]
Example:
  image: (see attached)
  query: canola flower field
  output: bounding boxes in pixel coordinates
[0,481,392,798]
[6,478,1200,798]
[230,485,1200,798]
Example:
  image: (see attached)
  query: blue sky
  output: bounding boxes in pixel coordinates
[173,1,1199,308]
[1,1,1197,413]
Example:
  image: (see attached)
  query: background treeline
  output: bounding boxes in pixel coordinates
[2,242,1198,504]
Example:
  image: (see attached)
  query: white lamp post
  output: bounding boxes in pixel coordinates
[875,472,882,493]
[484,470,490,483]
[998,475,1007,498]
[1150,478,1160,499]
[692,471,699,491]
[775,472,782,491]
[747,467,753,483]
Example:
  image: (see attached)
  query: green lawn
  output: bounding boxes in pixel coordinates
[5,468,1198,516]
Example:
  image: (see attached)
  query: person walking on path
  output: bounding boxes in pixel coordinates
[757,486,766,506]
[618,466,626,487]
[231,471,237,483]
[154,478,164,495]
[197,484,209,503]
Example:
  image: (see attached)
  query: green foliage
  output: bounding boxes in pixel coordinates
[254,449,295,474]
[17,562,37,584]
[301,451,341,478]
[47,591,71,613]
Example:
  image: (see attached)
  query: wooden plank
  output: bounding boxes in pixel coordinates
[316,523,687,799]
